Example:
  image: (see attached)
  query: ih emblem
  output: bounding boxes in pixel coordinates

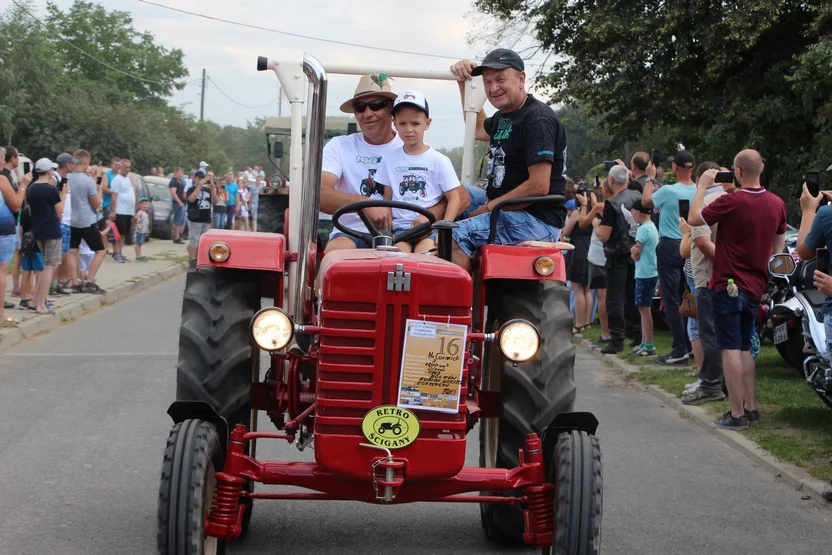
[387,263,411,292]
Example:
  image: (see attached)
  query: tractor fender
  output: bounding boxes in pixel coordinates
[479,244,567,282]
[541,411,599,466]
[167,400,230,456]
[196,229,286,273]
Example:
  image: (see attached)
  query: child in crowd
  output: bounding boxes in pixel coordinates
[630,199,659,356]
[237,180,250,231]
[133,198,150,262]
[375,90,462,253]
[18,249,43,310]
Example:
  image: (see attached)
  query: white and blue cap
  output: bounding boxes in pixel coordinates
[34,158,58,172]
[392,89,430,118]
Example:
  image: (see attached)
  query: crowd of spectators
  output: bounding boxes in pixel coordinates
[562,148,787,431]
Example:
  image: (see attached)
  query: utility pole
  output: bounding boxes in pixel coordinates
[200,68,206,121]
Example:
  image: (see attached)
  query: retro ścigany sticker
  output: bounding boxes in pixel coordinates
[361,405,420,449]
[397,319,467,414]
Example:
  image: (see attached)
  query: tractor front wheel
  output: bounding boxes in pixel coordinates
[157,419,227,555]
[542,430,603,555]
[479,280,576,545]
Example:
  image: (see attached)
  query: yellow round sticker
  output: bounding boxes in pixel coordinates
[361,405,420,449]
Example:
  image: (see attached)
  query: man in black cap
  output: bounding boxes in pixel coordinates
[642,149,697,365]
[449,49,568,272]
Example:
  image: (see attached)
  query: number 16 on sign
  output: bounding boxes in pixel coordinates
[397,319,467,414]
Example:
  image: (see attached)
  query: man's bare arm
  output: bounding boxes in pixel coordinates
[319,171,368,215]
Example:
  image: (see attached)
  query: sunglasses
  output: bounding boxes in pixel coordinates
[353,99,389,113]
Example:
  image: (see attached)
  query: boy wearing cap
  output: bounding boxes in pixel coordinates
[26,158,65,314]
[133,198,150,262]
[641,149,697,365]
[630,199,659,356]
[374,90,463,253]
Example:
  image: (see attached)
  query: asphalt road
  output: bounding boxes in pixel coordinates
[0,276,830,555]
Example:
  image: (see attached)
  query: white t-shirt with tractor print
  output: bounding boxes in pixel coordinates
[374,147,460,230]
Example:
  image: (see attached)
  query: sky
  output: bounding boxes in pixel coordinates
[25,0,552,149]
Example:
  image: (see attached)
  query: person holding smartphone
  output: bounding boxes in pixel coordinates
[796,179,832,361]
[641,149,698,365]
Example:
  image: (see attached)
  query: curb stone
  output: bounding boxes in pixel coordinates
[579,339,832,509]
[0,262,187,352]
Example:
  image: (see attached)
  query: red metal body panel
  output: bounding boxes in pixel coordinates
[196,229,285,272]
[479,244,566,282]
[313,250,473,480]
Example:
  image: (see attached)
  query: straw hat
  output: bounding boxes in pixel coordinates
[339,73,397,114]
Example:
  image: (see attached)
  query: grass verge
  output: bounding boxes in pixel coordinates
[581,325,832,482]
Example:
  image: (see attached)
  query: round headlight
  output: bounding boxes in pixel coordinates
[533,256,555,276]
[499,319,540,362]
[209,242,230,262]
[251,308,294,351]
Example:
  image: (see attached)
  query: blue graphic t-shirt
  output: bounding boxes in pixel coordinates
[635,220,659,279]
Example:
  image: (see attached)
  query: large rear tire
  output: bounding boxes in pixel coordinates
[157,419,227,555]
[542,430,603,555]
[480,280,576,545]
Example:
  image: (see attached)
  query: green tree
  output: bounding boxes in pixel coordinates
[472,0,832,209]
[44,1,189,102]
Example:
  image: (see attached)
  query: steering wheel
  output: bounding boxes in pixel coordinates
[332,200,436,246]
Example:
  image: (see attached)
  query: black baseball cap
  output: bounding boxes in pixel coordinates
[632,199,652,214]
[471,48,525,76]
[671,150,695,169]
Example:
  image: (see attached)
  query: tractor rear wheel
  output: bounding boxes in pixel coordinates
[542,430,603,555]
[176,266,260,531]
[479,280,576,545]
[157,419,227,555]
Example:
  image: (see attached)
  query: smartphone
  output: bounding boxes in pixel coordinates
[651,149,661,167]
[805,171,820,197]
[817,247,830,275]
[594,176,600,188]
[715,171,734,183]
[678,199,690,221]
[603,161,616,171]
[23,161,31,175]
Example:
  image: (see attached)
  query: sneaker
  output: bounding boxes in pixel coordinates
[683,379,702,394]
[82,282,106,295]
[632,344,646,354]
[682,388,726,405]
[50,285,70,296]
[712,411,749,431]
[656,352,690,366]
[18,300,29,309]
[136,256,148,262]
[637,346,656,356]
[745,409,761,425]
[600,344,623,355]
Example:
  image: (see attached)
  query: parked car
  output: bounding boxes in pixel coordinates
[143,176,175,239]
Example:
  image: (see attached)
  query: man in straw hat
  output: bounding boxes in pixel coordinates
[320,73,469,253]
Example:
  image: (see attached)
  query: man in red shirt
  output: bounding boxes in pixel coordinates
[688,149,787,430]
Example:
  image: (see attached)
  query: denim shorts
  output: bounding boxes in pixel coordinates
[686,274,699,341]
[635,276,659,306]
[711,288,760,351]
[61,224,71,253]
[329,232,372,249]
[22,252,44,272]
[0,233,14,263]
[393,227,438,243]
[453,210,561,258]
[173,203,186,226]
[135,232,147,245]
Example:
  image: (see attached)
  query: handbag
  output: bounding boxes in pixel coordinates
[680,287,697,319]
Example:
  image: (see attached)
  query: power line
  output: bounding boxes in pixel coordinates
[137,0,476,61]
[10,0,200,88]
[206,76,279,109]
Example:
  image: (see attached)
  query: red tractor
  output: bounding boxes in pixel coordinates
[156,54,602,555]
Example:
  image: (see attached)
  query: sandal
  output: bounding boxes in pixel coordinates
[572,324,589,335]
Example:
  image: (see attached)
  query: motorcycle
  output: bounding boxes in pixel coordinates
[768,253,832,409]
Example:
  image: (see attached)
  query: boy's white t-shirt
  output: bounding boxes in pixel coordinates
[374,147,460,229]
[322,132,403,239]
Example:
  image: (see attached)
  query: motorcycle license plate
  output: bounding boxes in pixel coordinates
[773,323,789,345]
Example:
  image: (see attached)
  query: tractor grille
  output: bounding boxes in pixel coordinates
[316,300,471,439]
